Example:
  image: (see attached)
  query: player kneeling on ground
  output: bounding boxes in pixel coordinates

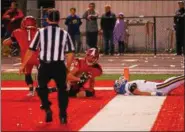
[48,48,102,97]
[3,16,39,96]
[114,75,184,96]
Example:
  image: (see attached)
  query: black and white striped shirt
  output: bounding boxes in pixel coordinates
[29,24,75,62]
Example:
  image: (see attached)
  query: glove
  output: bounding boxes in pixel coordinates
[77,72,90,87]
[151,92,164,96]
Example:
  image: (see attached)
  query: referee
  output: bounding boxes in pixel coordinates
[19,9,75,124]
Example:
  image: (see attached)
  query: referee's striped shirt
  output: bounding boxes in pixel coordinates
[29,24,75,62]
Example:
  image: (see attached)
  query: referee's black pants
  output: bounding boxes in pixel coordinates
[37,61,68,117]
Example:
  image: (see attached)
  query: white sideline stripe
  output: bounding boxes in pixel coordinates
[80,95,166,131]
[1,87,113,91]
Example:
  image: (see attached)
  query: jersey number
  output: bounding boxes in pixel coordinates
[27,29,31,41]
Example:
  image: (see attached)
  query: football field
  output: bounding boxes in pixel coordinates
[1,54,184,131]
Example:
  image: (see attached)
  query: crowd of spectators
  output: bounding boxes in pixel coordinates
[2,2,127,56]
[2,1,183,56]
[63,3,127,56]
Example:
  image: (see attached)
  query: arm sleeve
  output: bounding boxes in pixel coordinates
[83,11,88,19]
[64,33,75,53]
[100,15,104,29]
[70,59,80,71]
[90,64,103,77]
[113,14,117,25]
[29,31,40,51]
[65,17,69,25]
[2,10,10,19]
[79,17,82,25]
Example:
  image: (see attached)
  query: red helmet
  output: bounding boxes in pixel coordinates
[21,16,37,29]
[85,48,99,65]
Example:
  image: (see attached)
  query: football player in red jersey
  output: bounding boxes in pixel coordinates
[3,16,39,96]
[40,48,102,109]
[49,48,103,97]
[68,48,103,97]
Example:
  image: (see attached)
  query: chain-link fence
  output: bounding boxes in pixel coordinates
[47,15,175,54]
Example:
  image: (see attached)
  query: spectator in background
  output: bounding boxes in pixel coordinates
[174,1,185,56]
[2,1,24,39]
[100,5,116,55]
[42,8,49,27]
[83,3,99,48]
[65,8,82,55]
[113,12,126,56]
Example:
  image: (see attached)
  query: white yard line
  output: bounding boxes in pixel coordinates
[80,95,166,131]
[1,87,113,91]
[13,63,21,66]
[129,64,138,69]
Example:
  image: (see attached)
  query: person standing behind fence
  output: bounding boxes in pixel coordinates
[174,1,185,56]
[42,8,50,27]
[83,3,99,48]
[113,13,126,56]
[19,9,75,124]
[100,5,116,55]
[2,1,24,39]
[65,8,82,55]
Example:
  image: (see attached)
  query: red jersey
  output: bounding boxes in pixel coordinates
[72,58,102,78]
[70,58,103,92]
[11,28,39,64]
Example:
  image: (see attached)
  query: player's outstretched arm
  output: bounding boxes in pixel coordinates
[129,83,152,96]
[67,72,80,82]
[132,88,152,96]
[131,88,164,96]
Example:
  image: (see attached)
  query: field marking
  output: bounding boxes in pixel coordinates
[129,65,138,69]
[80,95,166,131]
[13,63,21,66]
[170,65,176,68]
[1,87,114,91]
[122,59,138,62]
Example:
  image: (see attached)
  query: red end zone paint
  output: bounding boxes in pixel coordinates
[151,84,184,131]
[2,90,116,131]
[1,80,114,87]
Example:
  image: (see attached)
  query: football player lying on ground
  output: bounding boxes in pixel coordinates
[3,16,39,96]
[45,48,103,97]
[114,75,184,96]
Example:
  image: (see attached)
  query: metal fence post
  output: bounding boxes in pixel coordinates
[40,6,43,28]
[153,16,157,55]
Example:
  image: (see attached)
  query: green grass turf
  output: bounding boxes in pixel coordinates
[1,73,180,81]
